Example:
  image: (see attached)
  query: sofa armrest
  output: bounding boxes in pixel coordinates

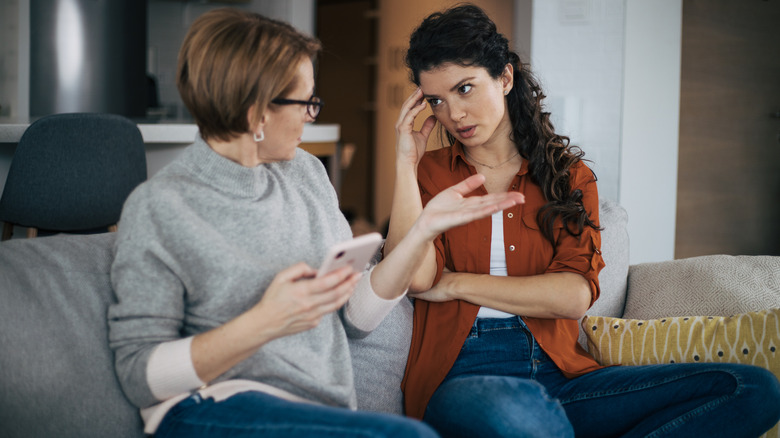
[591,197,630,318]
[623,255,780,320]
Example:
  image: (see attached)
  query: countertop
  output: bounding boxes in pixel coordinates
[0,118,343,193]
[0,118,340,144]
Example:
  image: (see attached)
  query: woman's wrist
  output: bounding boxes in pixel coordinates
[437,271,462,301]
[407,214,440,245]
[385,219,437,292]
[395,159,419,178]
[253,302,295,343]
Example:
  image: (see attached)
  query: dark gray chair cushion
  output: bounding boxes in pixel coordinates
[0,232,144,438]
[0,113,147,231]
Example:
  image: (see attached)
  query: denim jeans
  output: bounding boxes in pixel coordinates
[156,390,438,438]
[423,316,780,438]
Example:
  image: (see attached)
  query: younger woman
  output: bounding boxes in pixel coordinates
[385,4,780,437]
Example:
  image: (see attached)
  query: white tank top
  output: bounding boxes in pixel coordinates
[475,211,516,318]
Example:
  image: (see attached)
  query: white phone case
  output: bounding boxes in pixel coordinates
[316,232,383,277]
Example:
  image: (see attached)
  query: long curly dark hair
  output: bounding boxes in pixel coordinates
[405,3,599,244]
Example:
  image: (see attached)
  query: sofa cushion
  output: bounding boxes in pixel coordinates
[0,231,413,436]
[0,233,144,438]
[349,296,413,415]
[582,309,780,438]
[590,197,630,317]
[578,197,630,348]
[624,255,780,320]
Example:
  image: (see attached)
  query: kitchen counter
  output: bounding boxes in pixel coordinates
[0,119,341,193]
[0,119,340,144]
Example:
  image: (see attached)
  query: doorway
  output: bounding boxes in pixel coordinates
[316,0,378,232]
[676,0,780,257]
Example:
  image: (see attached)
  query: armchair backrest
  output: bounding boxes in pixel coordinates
[0,113,147,233]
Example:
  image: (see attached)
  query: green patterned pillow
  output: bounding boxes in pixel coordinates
[583,308,780,438]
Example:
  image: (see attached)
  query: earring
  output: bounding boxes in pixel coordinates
[253,131,264,142]
[504,90,509,95]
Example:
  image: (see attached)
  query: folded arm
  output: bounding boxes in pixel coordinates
[412,271,592,320]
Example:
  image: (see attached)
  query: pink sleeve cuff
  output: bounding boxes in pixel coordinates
[345,265,406,332]
[146,336,205,400]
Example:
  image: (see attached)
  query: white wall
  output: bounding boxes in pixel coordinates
[619,0,682,263]
[530,0,625,203]
[530,0,682,264]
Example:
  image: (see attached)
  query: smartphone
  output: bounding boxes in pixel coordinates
[316,232,383,278]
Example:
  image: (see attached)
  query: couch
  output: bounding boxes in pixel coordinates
[1,199,779,438]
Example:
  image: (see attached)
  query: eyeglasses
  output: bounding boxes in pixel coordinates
[270,95,324,119]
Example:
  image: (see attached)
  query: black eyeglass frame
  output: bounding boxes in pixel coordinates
[270,96,324,119]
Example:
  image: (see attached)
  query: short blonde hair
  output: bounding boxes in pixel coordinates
[177,8,321,142]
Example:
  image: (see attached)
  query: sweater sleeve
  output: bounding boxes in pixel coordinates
[108,187,199,408]
[341,265,406,338]
[145,337,205,400]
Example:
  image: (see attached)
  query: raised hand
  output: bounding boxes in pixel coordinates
[395,88,437,167]
[415,173,525,240]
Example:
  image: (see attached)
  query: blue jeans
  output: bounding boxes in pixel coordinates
[156,391,438,438]
[423,316,780,438]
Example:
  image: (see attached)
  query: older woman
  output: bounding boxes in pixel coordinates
[107,8,523,438]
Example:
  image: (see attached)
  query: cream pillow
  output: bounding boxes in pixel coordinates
[582,309,780,438]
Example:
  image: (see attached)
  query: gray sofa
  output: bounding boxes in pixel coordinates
[1,199,778,438]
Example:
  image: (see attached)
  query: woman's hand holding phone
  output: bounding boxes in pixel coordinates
[316,232,383,278]
[250,233,382,338]
[254,266,358,340]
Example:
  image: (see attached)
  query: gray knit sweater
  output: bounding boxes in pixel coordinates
[108,137,382,411]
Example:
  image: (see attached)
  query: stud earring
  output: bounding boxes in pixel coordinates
[253,131,264,142]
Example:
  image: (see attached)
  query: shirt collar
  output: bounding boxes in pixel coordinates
[450,141,529,177]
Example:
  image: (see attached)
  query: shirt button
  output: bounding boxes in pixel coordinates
[507,213,514,219]
[509,245,516,251]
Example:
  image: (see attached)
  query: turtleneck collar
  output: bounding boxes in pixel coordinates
[182,136,292,199]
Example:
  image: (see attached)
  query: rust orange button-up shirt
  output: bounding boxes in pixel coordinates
[401,142,606,419]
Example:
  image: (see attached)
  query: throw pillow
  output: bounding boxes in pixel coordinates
[623,255,780,320]
[582,309,780,438]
